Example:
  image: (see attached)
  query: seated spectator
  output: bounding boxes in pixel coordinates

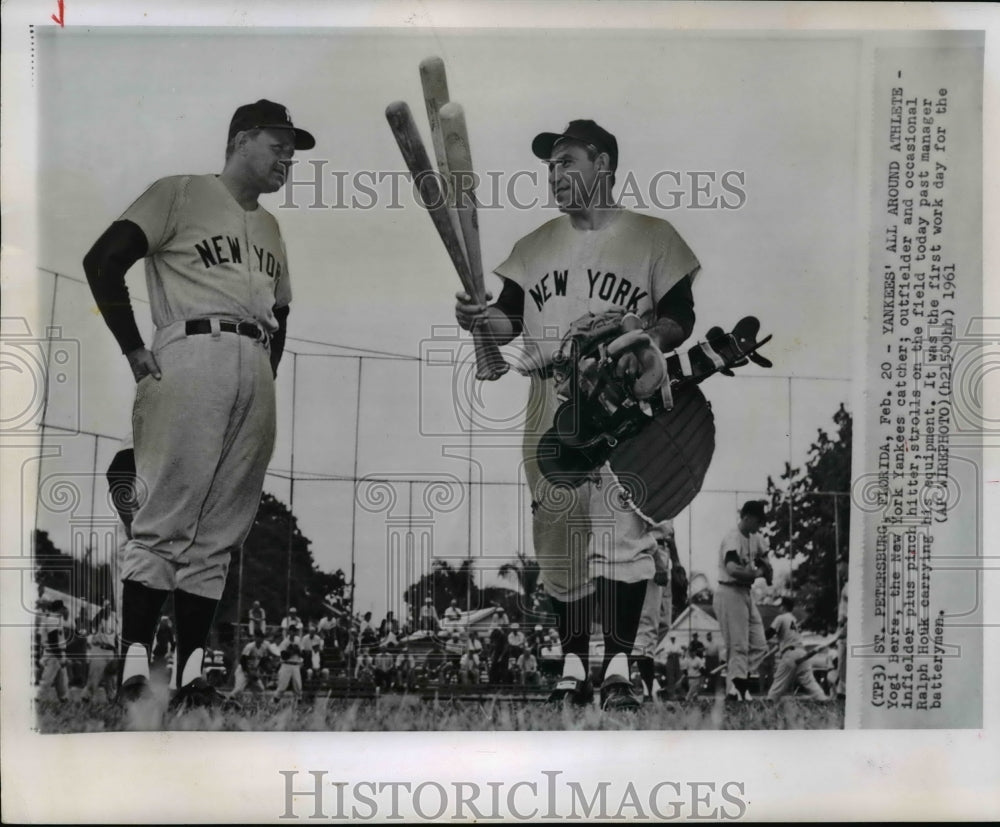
[248,601,267,636]
[373,646,396,691]
[466,630,483,656]
[506,623,526,658]
[419,598,439,632]
[443,599,462,623]
[517,649,540,686]
[280,607,304,638]
[379,611,400,640]
[359,611,379,646]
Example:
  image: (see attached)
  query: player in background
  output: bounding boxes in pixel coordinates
[714,500,773,701]
[766,595,829,700]
[456,120,700,710]
[631,522,674,700]
[83,100,314,713]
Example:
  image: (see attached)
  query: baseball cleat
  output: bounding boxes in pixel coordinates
[547,676,594,706]
[169,677,240,714]
[600,674,642,712]
[116,674,153,706]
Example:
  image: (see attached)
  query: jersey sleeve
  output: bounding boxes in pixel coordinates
[651,222,701,304]
[118,176,183,253]
[493,238,528,288]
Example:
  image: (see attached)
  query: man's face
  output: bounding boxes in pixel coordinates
[546,140,608,212]
[743,515,762,534]
[241,128,295,193]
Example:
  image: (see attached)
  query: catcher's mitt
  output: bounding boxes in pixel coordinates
[536,312,772,521]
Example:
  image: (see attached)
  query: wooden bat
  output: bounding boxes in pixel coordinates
[438,101,508,380]
[385,100,507,381]
[418,57,468,263]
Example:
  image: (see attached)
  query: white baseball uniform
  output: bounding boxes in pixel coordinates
[120,174,291,600]
[495,209,699,600]
[766,611,828,700]
[713,526,768,694]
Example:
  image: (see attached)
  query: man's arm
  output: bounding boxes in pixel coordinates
[723,550,766,585]
[82,220,160,381]
[648,275,695,352]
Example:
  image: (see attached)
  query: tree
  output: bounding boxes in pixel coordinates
[34,529,114,614]
[497,551,541,598]
[402,558,480,620]
[216,492,344,640]
[765,404,851,631]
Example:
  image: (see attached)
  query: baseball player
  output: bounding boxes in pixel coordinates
[455,120,699,711]
[83,99,314,711]
[713,500,773,701]
[766,596,829,700]
[631,523,674,700]
[233,628,276,695]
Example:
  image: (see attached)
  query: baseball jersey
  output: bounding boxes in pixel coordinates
[770,611,803,651]
[241,640,272,672]
[120,174,292,332]
[717,528,769,584]
[494,209,700,367]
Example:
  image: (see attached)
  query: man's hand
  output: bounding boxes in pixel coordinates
[608,315,668,399]
[454,290,493,331]
[126,347,162,382]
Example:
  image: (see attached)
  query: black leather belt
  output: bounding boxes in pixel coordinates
[185,319,268,343]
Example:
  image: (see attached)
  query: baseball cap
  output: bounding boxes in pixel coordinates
[532,120,618,170]
[740,500,768,521]
[228,99,315,150]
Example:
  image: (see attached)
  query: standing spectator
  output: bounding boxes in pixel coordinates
[248,600,267,636]
[150,615,175,685]
[466,630,483,658]
[280,607,304,638]
[233,629,275,695]
[354,648,375,684]
[703,632,722,694]
[372,645,395,692]
[83,606,119,703]
[680,646,706,700]
[274,632,304,699]
[834,561,849,700]
[458,646,480,685]
[663,635,683,699]
[443,599,462,623]
[419,598,439,632]
[689,632,705,659]
[302,624,325,674]
[488,627,511,685]
[37,601,70,703]
[394,646,416,691]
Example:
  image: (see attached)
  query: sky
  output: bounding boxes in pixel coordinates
[32,27,860,618]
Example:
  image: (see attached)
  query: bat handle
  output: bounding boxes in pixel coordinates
[471,320,509,381]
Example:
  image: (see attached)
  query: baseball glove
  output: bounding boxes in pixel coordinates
[537,313,772,520]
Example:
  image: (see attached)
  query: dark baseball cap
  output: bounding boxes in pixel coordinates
[740,500,768,521]
[228,99,315,150]
[532,120,618,170]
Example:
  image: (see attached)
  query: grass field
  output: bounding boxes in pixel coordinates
[35,693,844,733]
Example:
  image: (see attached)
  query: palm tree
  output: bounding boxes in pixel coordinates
[497,550,541,596]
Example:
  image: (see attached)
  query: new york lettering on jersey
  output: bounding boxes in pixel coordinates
[526,267,650,313]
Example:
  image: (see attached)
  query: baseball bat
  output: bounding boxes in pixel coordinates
[419,57,468,263]
[439,101,508,380]
[384,101,507,381]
